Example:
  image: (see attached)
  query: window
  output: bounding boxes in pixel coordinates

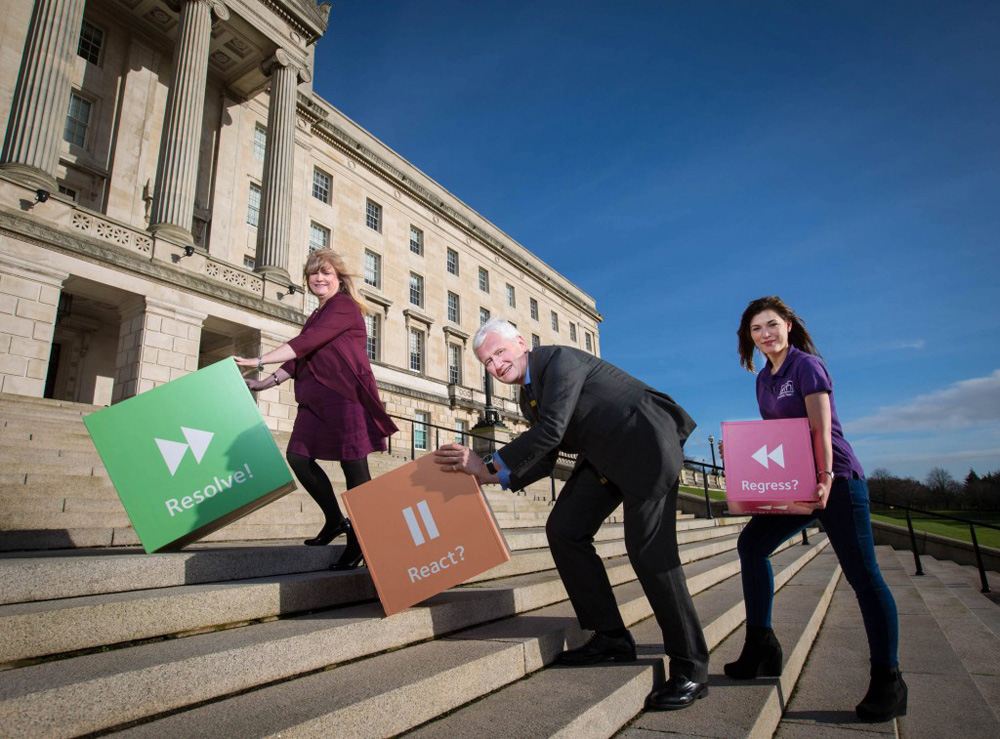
[247,183,261,227]
[446,248,459,276]
[309,222,330,251]
[454,420,468,445]
[58,185,77,201]
[447,292,461,323]
[529,298,539,321]
[414,411,429,451]
[77,20,103,65]
[506,284,516,308]
[531,334,540,349]
[551,311,559,332]
[448,343,462,385]
[366,199,382,231]
[312,168,331,203]
[480,307,490,326]
[478,267,489,293]
[409,272,423,307]
[364,312,381,362]
[243,256,255,269]
[569,322,577,342]
[252,124,266,160]
[585,332,593,352]
[63,92,91,147]
[410,226,423,255]
[409,328,425,373]
[363,249,381,288]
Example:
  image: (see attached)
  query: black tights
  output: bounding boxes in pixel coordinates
[286,452,372,526]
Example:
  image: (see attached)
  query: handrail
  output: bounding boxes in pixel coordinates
[684,460,725,520]
[870,497,993,594]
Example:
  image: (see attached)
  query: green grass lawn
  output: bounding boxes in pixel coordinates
[870,510,1000,549]
[680,485,727,501]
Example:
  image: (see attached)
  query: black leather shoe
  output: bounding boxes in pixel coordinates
[557,631,637,665]
[328,550,364,571]
[304,517,349,546]
[645,678,709,711]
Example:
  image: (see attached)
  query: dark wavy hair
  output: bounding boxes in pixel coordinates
[737,296,820,372]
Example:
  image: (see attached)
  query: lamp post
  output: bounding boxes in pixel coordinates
[708,435,717,469]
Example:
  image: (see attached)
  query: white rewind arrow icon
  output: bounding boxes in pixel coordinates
[751,443,785,469]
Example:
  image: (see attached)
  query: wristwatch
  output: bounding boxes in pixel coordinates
[483,454,497,475]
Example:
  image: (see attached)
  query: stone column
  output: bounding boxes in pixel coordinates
[0,254,68,396]
[0,0,88,191]
[254,49,310,284]
[235,328,297,432]
[113,297,206,403]
[148,0,229,246]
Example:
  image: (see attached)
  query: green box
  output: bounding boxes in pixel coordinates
[84,358,295,552]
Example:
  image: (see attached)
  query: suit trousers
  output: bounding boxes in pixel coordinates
[545,465,710,682]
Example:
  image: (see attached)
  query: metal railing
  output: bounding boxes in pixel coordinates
[683,460,725,520]
[870,499,996,594]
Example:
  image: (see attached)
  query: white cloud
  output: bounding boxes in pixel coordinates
[846,370,1000,434]
[891,339,925,350]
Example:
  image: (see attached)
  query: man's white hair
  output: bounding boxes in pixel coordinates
[473,318,521,350]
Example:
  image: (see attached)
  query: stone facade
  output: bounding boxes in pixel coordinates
[0,0,602,449]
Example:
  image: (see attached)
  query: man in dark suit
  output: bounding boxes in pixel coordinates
[435,319,710,710]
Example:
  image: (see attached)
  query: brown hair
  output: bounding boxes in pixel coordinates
[303,249,370,315]
[737,296,820,372]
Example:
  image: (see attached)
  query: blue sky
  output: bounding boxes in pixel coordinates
[314,1,1000,482]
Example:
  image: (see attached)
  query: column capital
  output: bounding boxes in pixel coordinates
[164,0,230,21]
[261,49,311,84]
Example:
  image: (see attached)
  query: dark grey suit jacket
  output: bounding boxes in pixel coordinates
[500,345,696,501]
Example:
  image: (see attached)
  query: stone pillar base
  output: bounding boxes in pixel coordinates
[470,425,510,456]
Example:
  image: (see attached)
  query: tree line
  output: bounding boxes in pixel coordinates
[867,467,1000,512]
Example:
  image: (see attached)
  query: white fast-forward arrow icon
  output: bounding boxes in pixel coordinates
[751,443,786,469]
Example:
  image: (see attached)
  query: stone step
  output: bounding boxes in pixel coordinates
[0,460,106,476]
[0,534,761,737]
[919,556,1000,639]
[0,532,825,739]
[409,538,833,739]
[773,546,1000,738]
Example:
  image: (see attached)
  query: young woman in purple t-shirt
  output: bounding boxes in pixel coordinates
[723,296,906,723]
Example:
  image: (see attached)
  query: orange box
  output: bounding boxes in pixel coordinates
[341,455,511,616]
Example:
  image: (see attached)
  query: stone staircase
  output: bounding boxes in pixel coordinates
[1,393,998,738]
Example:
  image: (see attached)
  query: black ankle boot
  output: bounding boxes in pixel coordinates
[304,517,349,546]
[856,666,907,722]
[724,625,783,679]
[329,521,364,570]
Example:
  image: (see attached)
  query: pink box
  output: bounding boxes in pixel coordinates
[721,418,818,515]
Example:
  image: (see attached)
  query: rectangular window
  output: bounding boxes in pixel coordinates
[243,256,255,269]
[585,332,593,352]
[414,411,429,451]
[409,226,423,255]
[531,334,541,349]
[448,343,462,385]
[77,20,103,65]
[446,248,459,276]
[63,92,91,147]
[409,328,425,373]
[247,183,261,227]
[478,267,489,293]
[480,307,490,326]
[529,298,539,321]
[253,124,266,160]
[58,184,77,201]
[366,199,382,232]
[506,284,516,308]
[409,272,424,307]
[569,322,577,342]
[364,312,381,362]
[454,420,468,445]
[551,311,559,332]
[447,291,460,323]
[363,249,381,288]
[309,222,330,251]
[312,168,331,203]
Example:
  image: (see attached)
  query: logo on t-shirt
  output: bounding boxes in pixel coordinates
[777,380,795,399]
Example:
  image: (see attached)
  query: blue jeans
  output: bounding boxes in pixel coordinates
[737,477,899,667]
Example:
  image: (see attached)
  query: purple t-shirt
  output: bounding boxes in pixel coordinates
[756,345,864,478]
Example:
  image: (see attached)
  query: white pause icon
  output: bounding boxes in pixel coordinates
[402,500,440,546]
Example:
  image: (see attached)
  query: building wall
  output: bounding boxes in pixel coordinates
[0,0,602,449]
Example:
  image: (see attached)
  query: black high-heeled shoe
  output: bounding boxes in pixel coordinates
[856,666,907,722]
[329,522,364,570]
[304,517,349,546]
[724,625,783,679]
